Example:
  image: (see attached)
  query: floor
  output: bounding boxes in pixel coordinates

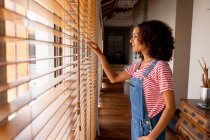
[96,78,180,140]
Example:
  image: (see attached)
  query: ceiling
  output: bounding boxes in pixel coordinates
[101,0,140,20]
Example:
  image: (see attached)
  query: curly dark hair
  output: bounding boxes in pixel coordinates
[136,20,174,61]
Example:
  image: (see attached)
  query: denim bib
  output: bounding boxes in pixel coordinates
[130,60,165,140]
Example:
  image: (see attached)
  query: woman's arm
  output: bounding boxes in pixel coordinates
[138,90,176,140]
[87,41,131,83]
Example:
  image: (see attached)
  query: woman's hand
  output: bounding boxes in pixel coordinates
[86,40,131,83]
[86,41,103,56]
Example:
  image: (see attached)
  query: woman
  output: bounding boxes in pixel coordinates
[87,20,176,140]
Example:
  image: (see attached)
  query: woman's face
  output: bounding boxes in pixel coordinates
[129,26,146,53]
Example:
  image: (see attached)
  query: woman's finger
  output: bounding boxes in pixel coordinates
[86,41,98,49]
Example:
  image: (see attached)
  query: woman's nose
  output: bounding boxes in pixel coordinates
[129,38,133,43]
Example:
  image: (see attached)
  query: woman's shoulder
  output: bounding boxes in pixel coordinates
[155,60,171,69]
[156,60,169,66]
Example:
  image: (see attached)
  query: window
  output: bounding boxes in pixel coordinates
[0,0,101,139]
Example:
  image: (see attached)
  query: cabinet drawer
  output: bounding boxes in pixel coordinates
[177,124,195,140]
[181,104,210,133]
[179,117,210,140]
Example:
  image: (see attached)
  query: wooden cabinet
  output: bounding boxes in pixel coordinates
[176,99,210,140]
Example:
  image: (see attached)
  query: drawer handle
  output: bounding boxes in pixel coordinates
[198,120,204,125]
[191,124,196,128]
[183,120,188,125]
[191,112,195,117]
[183,108,188,113]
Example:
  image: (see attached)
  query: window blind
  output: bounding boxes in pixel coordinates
[0,0,100,139]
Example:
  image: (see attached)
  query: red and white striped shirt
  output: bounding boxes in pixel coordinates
[125,60,174,118]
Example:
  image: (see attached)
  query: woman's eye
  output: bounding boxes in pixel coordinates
[132,35,138,38]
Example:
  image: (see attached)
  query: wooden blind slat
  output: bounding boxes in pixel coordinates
[0,4,86,40]
[0,63,74,93]
[0,107,31,140]
[16,95,74,140]
[57,111,77,140]
[31,93,74,140]
[48,113,68,139]
[45,104,74,140]
[0,55,77,66]
[30,85,74,122]
[29,92,75,139]
[0,80,74,138]
[0,36,84,48]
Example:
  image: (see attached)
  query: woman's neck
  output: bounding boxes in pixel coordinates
[139,53,155,70]
[141,49,154,63]
[142,53,154,63]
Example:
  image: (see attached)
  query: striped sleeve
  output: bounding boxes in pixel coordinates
[157,61,174,93]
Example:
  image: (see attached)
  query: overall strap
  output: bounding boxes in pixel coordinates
[141,60,158,132]
[143,60,158,78]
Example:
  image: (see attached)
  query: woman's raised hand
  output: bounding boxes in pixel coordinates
[86,41,103,56]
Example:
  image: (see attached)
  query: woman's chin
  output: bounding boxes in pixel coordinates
[132,49,137,53]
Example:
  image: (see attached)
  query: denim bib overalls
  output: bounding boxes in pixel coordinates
[130,60,165,140]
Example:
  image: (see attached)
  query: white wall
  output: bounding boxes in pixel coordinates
[147,0,176,32]
[188,0,210,99]
[173,0,193,108]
